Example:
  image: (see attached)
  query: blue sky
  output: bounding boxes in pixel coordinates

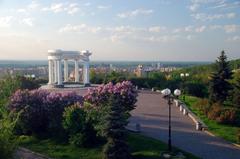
[0,0,239,61]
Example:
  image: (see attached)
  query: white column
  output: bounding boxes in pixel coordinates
[51,61,54,84]
[48,60,54,84]
[57,60,62,85]
[75,60,79,82]
[64,59,68,82]
[54,60,58,83]
[83,62,90,85]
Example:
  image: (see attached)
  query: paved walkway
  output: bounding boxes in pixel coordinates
[130,91,240,159]
[14,147,51,159]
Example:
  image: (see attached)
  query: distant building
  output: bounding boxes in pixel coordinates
[157,62,161,69]
[134,65,146,77]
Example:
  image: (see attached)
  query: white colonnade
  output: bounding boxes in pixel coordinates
[47,49,91,87]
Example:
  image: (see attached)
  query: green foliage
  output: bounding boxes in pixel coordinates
[104,71,127,84]
[0,107,20,159]
[90,70,129,84]
[19,133,200,159]
[90,69,105,84]
[16,76,40,90]
[0,75,40,106]
[63,105,86,134]
[193,98,210,115]
[0,75,21,102]
[85,103,110,137]
[63,104,97,148]
[232,75,240,108]
[209,51,233,104]
[237,129,240,144]
[103,96,131,159]
[185,81,208,98]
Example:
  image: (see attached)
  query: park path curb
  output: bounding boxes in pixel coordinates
[14,147,52,159]
[205,130,240,149]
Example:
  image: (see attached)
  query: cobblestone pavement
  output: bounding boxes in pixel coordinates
[129,91,240,159]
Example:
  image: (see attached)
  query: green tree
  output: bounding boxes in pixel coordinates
[0,106,20,159]
[103,95,131,159]
[209,51,233,104]
[232,77,240,108]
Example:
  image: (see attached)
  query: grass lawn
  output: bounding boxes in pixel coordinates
[182,95,239,144]
[19,133,199,159]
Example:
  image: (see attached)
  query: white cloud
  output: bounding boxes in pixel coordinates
[108,26,143,35]
[117,9,153,18]
[97,5,111,10]
[42,3,80,15]
[210,24,239,33]
[224,25,238,33]
[58,23,240,43]
[59,24,102,34]
[189,3,200,12]
[149,26,166,33]
[195,25,206,32]
[191,12,236,21]
[17,9,27,13]
[227,36,240,41]
[110,34,125,42]
[42,3,64,13]
[143,35,179,43]
[209,25,222,30]
[191,0,224,4]
[84,2,91,6]
[28,1,39,9]
[186,35,194,40]
[21,18,34,27]
[0,16,13,27]
[226,12,236,19]
[172,28,182,33]
[67,7,79,15]
[59,24,87,33]
[210,1,240,9]
[185,25,194,32]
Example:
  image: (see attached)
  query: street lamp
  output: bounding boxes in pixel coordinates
[161,88,181,152]
[180,73,189,102]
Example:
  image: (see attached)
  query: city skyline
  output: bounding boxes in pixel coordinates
[0,0,240,61]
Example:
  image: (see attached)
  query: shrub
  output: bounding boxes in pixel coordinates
[0,108,19,159]
[84,81,138,136]
[216,108,239,125]
[237,129,240,144]
[193,99,210,115]
[207,103,222,120]
[9,89,84,137]
[10,89,50,135]
[45,91,84,136]
[0,75,40,103]
[84,81,137,112]
[17,76,40,90]
[63,104,97,147]
[63,105,86,134]
[185,82,208,98]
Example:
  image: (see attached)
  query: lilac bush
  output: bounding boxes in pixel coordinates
[84,81,138,136]
[8,81,137,138]
[84,81,138,111]
[9,89,84,136]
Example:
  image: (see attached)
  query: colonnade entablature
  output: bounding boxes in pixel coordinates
[47,49,91,87]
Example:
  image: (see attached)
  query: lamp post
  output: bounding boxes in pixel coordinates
[180,73,189,102]
[161,88,181,152]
